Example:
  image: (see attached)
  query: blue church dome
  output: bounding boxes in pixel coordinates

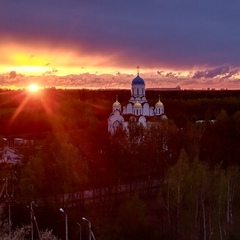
[132,75,145,85]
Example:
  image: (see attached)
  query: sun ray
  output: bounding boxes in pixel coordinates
[8,94,30,126]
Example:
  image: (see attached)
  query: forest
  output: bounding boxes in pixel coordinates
[0,88,240,240]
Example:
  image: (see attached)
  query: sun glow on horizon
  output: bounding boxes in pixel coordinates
[28,84,39,92]
[7,66,52,75]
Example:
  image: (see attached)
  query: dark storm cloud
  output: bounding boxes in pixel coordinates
[192,65,240,79]
[1,0,240,69]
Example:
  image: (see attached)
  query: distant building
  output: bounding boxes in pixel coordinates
[0,147,23,164]
[195,120,216,124]
[147,85,181,91]
[1,137,34,164]
[108,70,167,134]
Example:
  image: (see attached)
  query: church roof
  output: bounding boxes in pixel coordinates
[132,75,145,85]
[113,100,121,107]
[155,98,163,107]
[113,95,121,107]
[133,101,142,108]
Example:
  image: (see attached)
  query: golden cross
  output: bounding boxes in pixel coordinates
[136,65,140,75]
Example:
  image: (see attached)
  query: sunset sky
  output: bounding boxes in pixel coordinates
[1,0,240,90]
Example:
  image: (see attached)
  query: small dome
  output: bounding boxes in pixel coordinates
[132,75,145,85]
[155,96,163,107]
[113,100,121,107]
[113,95,121,107]
[155,100,163,107]
[133,101,142,108]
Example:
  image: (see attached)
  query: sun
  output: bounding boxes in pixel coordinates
[28,84,39,92]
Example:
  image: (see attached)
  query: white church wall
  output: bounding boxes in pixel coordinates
[161,107,164,115]
[108,110,124,133]
[113,106,121,113]
[142,103,150,116]
[126,103,133,114]
[155,107,163,115]
[135,107,142,116]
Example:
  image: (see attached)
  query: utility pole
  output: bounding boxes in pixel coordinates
[30,201,41,240]
[30,201,34,240]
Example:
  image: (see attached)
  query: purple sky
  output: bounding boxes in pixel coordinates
[1,0,240,89]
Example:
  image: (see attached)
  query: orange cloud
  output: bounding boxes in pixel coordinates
[0,38,136,76]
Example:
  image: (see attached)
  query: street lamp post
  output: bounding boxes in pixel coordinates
[60,208,68,240]
[4,177,11,236]
[76,223,82,240]
[82,217,91,240]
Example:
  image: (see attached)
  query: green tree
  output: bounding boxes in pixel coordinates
[19,133,88,205]
[158,149,239,240]
[117,195,149,240]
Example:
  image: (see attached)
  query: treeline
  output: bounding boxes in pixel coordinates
[0,89,240,239]
[0,88,239,136]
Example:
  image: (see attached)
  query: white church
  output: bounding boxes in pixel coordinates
[108,70,167,134]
